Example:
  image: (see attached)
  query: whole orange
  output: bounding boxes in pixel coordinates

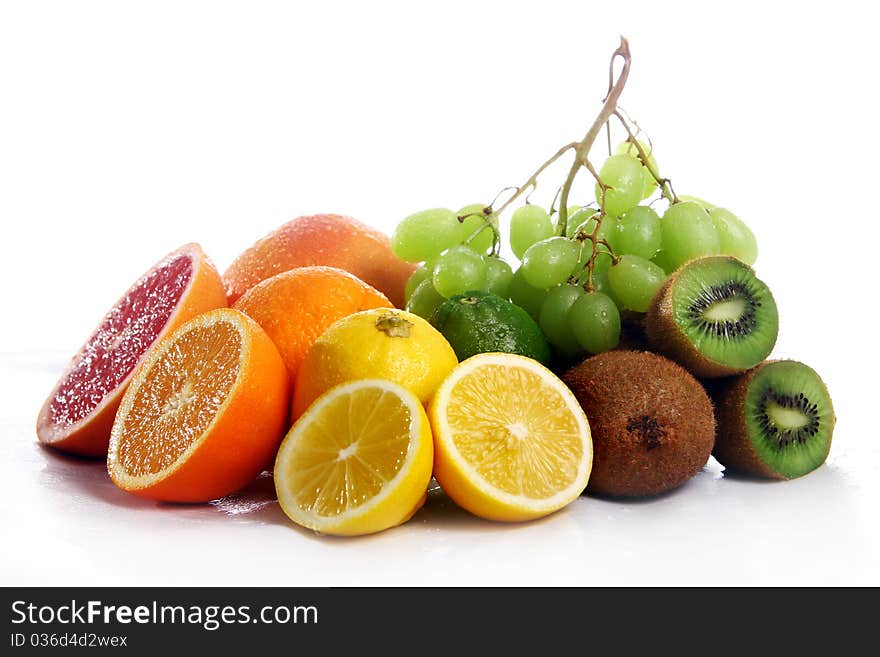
[232,266,392,382]
[223,214,416,308]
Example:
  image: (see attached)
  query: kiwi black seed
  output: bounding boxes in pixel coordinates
[711,360,835,480]
[562,350,715,497]
[645,255,778,378]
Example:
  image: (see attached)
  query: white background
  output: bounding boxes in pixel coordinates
[1,1,877,585]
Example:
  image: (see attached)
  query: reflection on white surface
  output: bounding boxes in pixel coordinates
[2,352,878,586]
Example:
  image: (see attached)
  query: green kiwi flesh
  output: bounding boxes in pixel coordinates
[646,256,778,378]
[562,350,715,497]
[713,360,835,479]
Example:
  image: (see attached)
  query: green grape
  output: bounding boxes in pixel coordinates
[508,267,548,319]
[651,250,675,274]
[579,251,622,309]
[616,140,659,199]
[608,255,667,313]
[573,239,591,273]
[588,254,620,305]
[710,207,758,265]
[485,256,514,298]
[611,206,662,259]
[406,279,446,319]
[556,205,583,227]
[521,237,580,288]
[392,208,462,262]
[660,201,721,270]
[599,216,622,250]
[571,241,612,285]
[594,155,643,217]
[568,291,621,354]
[677,195,716,211]
[577,214,615,242]
[404,264,431,302]
[539,284,584,356]
[432,246,488,298]
[457,203,495,254]
[510,205,554,259]
[591,250,612,277]
[565,208,598,237]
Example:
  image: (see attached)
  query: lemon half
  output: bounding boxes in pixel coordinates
[430,353,592,521]
[275,379,433,536]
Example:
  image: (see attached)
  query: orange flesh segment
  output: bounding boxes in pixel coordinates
[445,364,584,498]
[282,387,411,517]
[116,321,241,477]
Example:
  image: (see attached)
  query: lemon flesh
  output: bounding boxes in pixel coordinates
[275,379,433,536]
[430,353,592,522]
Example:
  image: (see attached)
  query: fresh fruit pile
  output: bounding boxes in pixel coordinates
[36,38,835,537]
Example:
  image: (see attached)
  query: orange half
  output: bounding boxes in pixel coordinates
[107,308,290,502]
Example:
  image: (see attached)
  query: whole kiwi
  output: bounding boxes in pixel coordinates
[563,350,715,497]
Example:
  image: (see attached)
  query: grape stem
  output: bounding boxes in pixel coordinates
[487,38,633,292]
[468,146,579,255]
[612,110,679,204]
[556,38,632,292]
[557,37,632,237]
[573,165,619,292]
[489,142,579,218]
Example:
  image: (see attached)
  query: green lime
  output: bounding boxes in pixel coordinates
[430,291,552,365]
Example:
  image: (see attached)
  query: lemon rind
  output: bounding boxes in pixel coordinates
[275,378,428,534]
[432,352,592,514]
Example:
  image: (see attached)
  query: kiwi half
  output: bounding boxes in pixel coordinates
[562,350,715,497]
[712,360,835,479]
[645,255,778,378]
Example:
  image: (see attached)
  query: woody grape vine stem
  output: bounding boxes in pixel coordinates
[557,36,631,236]
[461,141,579,255]
[491,141,580,217]
[469,38,636,284]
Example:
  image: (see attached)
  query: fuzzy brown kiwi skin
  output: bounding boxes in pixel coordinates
[709,364,782,479]
[563,350,716,497]
[645,271,748,379]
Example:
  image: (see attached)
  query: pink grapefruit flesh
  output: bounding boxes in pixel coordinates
[36,243,227,456]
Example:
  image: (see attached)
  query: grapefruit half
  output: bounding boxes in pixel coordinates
[36,243,227,456]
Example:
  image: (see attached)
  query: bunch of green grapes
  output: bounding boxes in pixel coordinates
[394,205,516,319]
[394,140,759,360]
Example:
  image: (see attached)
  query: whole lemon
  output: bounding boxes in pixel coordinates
[292,309,458,417]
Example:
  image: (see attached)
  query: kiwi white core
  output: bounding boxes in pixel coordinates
[702,296,747,322]
[765,401,810,431]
